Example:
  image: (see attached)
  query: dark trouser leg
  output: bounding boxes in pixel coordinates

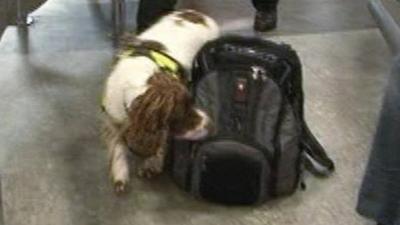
[356,56,400,225]
[136,0,177,33]
[252,0,279,32]
[252,0,279,11]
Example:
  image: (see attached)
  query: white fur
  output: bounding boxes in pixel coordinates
[103,10,220,124]
[102,10,219,191]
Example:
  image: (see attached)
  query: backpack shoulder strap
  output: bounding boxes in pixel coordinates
[277,43,335,177]
[301,123,335,177]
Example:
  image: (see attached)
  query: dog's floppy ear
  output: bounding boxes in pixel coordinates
[124,73,189,153]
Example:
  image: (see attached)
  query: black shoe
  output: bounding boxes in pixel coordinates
[253,9,277,32]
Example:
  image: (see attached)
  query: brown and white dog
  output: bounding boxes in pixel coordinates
[101,10,219,194]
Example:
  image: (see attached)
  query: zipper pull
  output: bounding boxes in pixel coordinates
[251,65,267,81]
[233,78,248,103]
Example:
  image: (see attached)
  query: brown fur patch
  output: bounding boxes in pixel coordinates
[176,10,207,26]
[124,73,201,157]
[140,40,167,52]
[118,33,140,48]
[118,33,167,52]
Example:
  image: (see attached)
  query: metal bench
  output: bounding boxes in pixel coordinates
[0,0,37,40]
[15,0,35,26]
[0,0,6,39]
[112,0,127,38]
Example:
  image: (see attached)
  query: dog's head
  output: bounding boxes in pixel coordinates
[125,73,212,151]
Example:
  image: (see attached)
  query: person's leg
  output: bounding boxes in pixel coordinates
[356,56,400,225]
[252,0,279,32]
[136,0,177,33]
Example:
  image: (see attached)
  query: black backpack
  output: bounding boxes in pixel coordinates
[168,36,335,205]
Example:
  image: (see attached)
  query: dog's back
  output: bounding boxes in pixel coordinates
[138,10,220,69]
[103,10,219,124]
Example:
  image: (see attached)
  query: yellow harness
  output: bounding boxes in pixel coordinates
[118,47,184,80]
[101,47,185,112]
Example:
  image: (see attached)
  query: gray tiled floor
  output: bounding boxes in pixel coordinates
[0,0,392,224]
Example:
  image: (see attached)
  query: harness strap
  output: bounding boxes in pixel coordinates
[101,46,187,112]
[119,47,186,81]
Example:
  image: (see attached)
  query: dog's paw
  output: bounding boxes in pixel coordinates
[114,180,129,195]
[137,156,163,178]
